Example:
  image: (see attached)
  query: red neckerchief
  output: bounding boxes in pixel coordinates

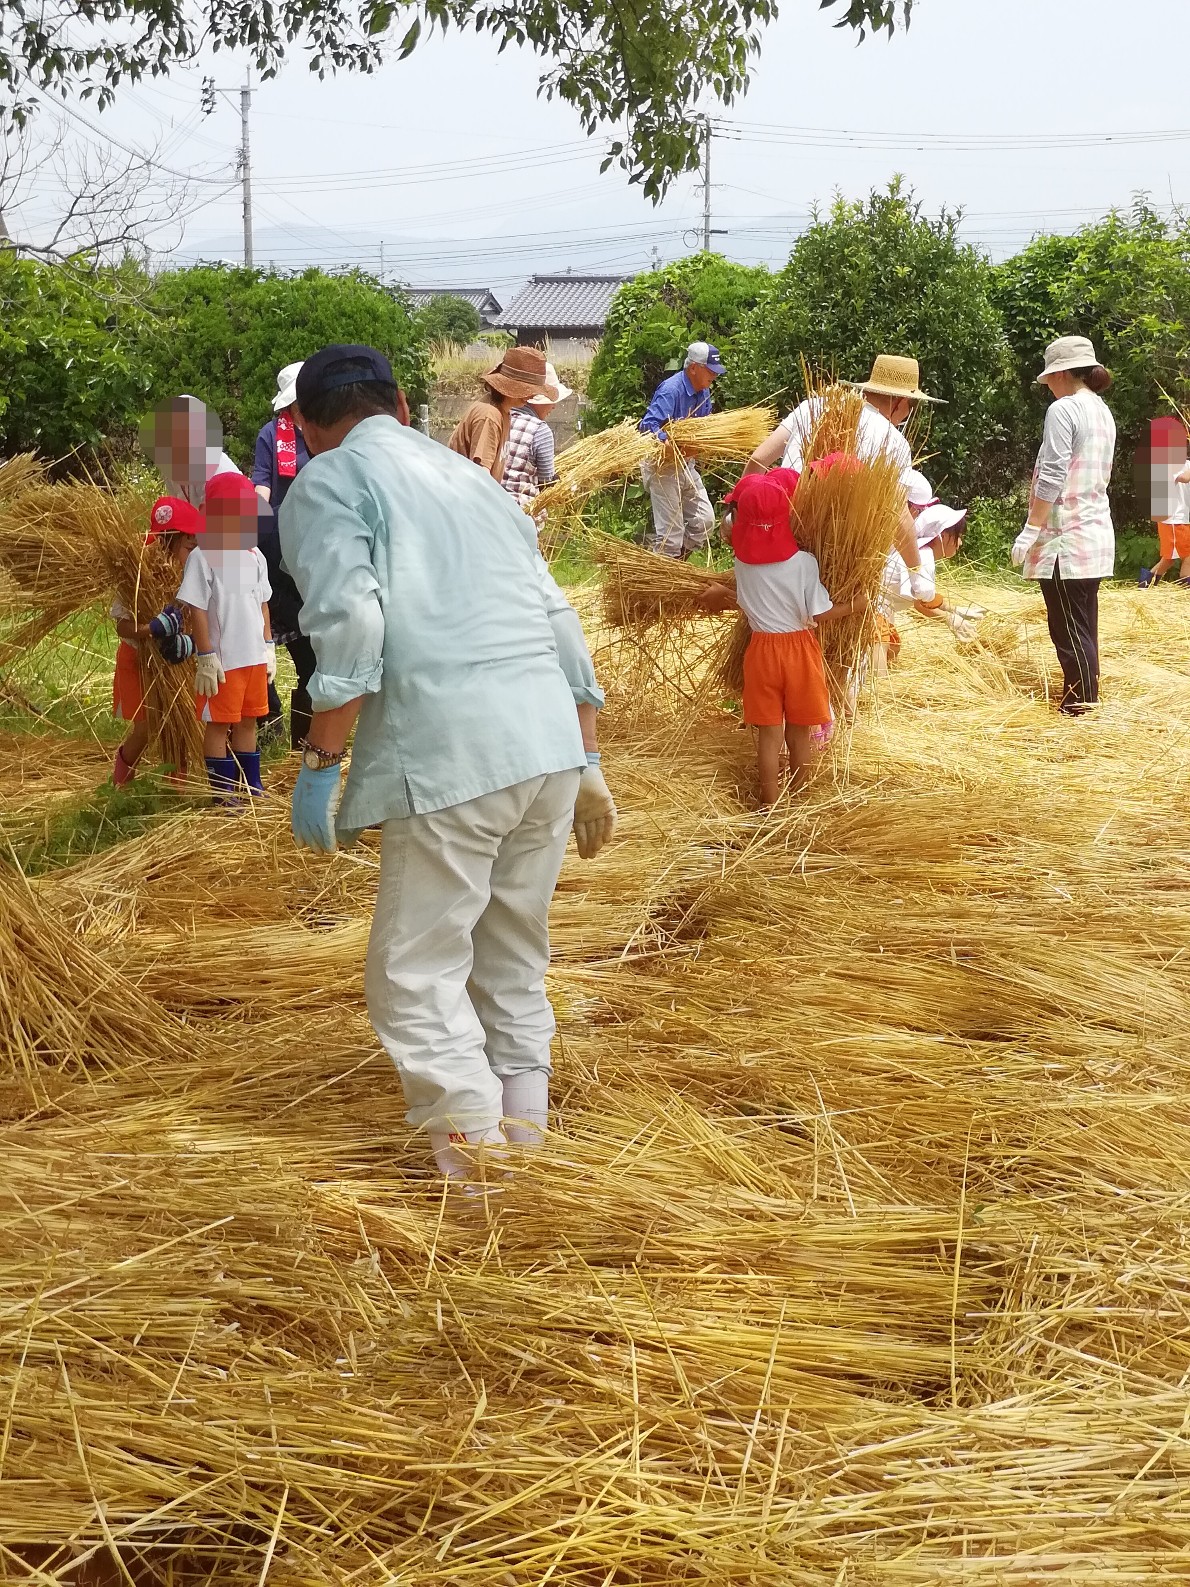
[276,413,298,479]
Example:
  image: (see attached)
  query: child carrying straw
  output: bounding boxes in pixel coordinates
[175,472,275,801]
[722,469,860,807]
[110,496,203,787]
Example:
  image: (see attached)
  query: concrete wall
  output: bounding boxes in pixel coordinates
[428,389,586,451]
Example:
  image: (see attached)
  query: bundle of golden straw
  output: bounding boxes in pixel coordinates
[660,405,776,466]
[0,478,204,769]
[594,534,735,629]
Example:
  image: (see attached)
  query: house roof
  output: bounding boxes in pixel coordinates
[495,273,633,332]
[402,287,503,315]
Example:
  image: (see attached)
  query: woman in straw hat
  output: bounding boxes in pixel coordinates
[448,347,559,484]
[1012,336,1116,715]
[745,354,944,600]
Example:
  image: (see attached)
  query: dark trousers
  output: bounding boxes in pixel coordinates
[1039,567,1100,712]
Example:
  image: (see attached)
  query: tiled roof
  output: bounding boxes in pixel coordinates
[496,273,633,332]
[402,287,503,315]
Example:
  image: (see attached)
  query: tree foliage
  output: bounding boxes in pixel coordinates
[585,252,769,430]
[415,293,482,346]
[1,0,911,197]
[0,253,154,461]
[729,181,1019,498]
[993,202,1190,517]
[143,264,428,465]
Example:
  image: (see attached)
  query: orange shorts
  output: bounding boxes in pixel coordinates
[1158,521,1190,560]
[742,629,831,727]
[112,641,146,723]
[197,663,268,725]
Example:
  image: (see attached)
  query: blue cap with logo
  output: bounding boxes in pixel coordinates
[684,340,726,376]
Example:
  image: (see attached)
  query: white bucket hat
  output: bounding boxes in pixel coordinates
[915,502,967,545]
[1035,335,1098,383]
[273,361,304,411]
[527,361,572,407]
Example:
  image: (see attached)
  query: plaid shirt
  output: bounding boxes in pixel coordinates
[502,408,556,509]
[1026,389,1116,581]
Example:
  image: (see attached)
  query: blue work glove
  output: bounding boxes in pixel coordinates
[291,762,342,854]
[148,605,184,641]
[157,632,195,665]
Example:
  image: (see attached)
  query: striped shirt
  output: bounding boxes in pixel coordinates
[1026,388,1116,581]
[502,407,557,509]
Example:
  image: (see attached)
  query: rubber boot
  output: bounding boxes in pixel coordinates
[427,1125,508,1181]
[234,749,265,797]
[204,754,240,804]
[290,688,313,752]
[112,746,136,787]
[501,1070,550,1147]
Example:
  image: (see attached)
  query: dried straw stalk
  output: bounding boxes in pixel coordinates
[594,535,734,628]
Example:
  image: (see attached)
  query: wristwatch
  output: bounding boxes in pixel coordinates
[299,737,346,771]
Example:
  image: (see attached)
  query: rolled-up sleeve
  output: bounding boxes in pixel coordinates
[1034,402,1077,503]
[279,459,385,709]
[533,556,605,709]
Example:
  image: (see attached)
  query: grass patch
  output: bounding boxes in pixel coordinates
[4,773,202,876]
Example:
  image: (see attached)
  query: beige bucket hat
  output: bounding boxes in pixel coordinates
[483,347,559,402]
[851,354,945,405]
[1035,334,1099,382]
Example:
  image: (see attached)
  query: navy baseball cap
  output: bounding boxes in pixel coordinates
[685,340,726,376]
[296,344,395,408]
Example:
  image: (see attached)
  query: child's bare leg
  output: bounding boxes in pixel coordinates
[230,718,258,754]
[756,724,784,807]
[120,719,150,766]
[870,642,889,678]
[203,723,230,759]
[1151,556,1174,580]
[785,724,813,792]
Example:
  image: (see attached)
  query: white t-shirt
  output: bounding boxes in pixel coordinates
[176,546,271,672]
[734,550,833,634]
[780,398,914,486]
[880,543,936,616]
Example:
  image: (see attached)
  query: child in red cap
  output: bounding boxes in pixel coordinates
[722,469,859,807]
[175,471,275,799]
[110,496,204,787]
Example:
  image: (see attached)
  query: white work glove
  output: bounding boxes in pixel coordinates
[573,757,617,860]
[941,610,978,643]
[194,650,226,698]
[953,603,986,621]
[264,641,277,684]
[907,567,932,601]
[1011,523,1040,569]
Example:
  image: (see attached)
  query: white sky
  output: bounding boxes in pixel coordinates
[10,0,1190,297]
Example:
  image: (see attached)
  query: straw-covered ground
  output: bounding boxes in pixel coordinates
[3,574,1190,1583]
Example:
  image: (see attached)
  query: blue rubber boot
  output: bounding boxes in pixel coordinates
[234,749,265,797]
[1138,567,1157,588]
[204,755,240,805]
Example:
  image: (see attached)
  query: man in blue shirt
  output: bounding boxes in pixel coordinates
[279,344,616,1185]
[638,340,725,559]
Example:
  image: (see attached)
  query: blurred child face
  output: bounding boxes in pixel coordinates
[936,529,963,561]
[139,398,224,494]
[204,496,260,550]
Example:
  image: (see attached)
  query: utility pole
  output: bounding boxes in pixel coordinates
[239,78,253,268]
[701,117,712,252]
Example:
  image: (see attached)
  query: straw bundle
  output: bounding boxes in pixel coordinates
[0,478,204,769]
[533,420,656,520]
[594,533,735,628]
[661,404,776,466]
[0,451,47,506]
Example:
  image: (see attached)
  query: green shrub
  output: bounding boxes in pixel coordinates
[960,487,1028,572]
[730,181,1021,501]
[0,255,155,467]
[143,265,429,467]
[585,253,770,431]
[414,293,482,346]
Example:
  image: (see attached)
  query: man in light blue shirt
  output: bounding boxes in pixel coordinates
[279,344,616,1182]
[638,340,725,560]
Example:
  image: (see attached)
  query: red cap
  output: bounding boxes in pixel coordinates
[203,471,260,510]
[724,468,801,565]
[146,495,204,541]
[809,450,863,478]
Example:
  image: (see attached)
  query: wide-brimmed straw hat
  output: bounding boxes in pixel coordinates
[527,361,572,407]
[1035,335,1099,383]
[483,347,558,401]
[273,361,304,411]
[850,354,944,405]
